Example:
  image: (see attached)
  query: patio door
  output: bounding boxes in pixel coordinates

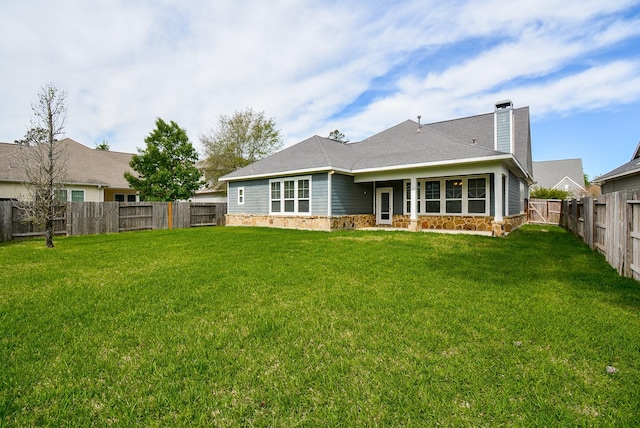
[376,187,393,225]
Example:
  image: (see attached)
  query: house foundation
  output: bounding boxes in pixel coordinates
[226,213,527,235]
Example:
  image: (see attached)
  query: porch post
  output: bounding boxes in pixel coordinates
[494,172,503,222]
[492,171,505,236]
[409,177,419,231]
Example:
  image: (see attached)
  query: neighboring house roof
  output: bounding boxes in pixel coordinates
[594,140,640,184]
[222,106,533,181]
[0,138,135,188]
[532,159,585,191]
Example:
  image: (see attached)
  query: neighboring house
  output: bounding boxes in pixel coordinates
[532,159,586,198]
[594,140,640,195]
[0,138,138,202]
[220,100,534,235]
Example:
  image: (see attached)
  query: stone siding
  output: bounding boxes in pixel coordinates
[226,213,527,234]
[226,214,332,231]
[418,215,493,231]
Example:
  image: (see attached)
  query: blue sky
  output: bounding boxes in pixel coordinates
[1,0,639,179]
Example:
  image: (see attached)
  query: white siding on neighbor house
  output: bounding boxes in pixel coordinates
[0,182,103,202]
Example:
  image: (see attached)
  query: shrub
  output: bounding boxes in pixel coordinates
[530,187,572,200]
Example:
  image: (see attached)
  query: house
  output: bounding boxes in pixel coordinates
[594,140,640,196]
[532,159,586,198]
[220,100,534,235]
[0,138,138,202]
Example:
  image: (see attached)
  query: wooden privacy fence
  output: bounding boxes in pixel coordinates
[0,201,226,242]
[562,190,640,281]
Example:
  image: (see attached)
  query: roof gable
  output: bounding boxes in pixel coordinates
[532,159,585,190]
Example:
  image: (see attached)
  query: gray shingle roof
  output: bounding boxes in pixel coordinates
[532,159,585,189]
[594,141,640,183]
[221,106,532,180]
[0,138,135,188]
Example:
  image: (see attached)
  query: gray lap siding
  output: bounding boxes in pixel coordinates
[331,173,373,215]
[228,173,329,216]
[228,179,269,215]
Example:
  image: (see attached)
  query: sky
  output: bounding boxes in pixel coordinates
[1,0,639,179]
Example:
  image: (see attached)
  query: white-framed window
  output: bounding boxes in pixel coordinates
[270,176,312,215]
[403,175,489,216]
[71,190,85,202]
[238,187,245,205]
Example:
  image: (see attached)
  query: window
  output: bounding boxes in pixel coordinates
[425,181,440,213]
[238,187,245,205]
[467,178,486,214]
[71,190,84,202]
[270,176,312,215]
[284,180,295,212]
[115,194,125,202]
[56,190,68,202]
[271,182,281,212]
[445,180,462,213]
[403,175,489,216]
[128,194,137,202]
[298,179,310,213]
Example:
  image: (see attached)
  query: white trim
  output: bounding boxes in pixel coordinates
[222,166,351,182]
[220,154,532,183]
[402,175,490,216]
[269,175,312,216]
[237,187,245,205]
[376,187,393,225]
[327,171,333,216]
[551,176,586,191]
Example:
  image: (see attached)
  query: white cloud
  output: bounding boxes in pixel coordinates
[0,0,638,158]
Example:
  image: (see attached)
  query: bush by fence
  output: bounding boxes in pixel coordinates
[0,201,227,242]
[561,190,640,281]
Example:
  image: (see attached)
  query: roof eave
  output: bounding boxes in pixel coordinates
[220,166,353,182]
[594,167,640,184]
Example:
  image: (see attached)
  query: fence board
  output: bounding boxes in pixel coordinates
[0,201,226,241]
[563,191,640,281]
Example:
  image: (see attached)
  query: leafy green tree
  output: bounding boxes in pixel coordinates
[14,84,68,248]
[529,187,571,200]
[200,108,283,188]
[328,129,349,143]
[125,118,202,201]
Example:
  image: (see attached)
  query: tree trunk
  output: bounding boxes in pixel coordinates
[45,219,55,248]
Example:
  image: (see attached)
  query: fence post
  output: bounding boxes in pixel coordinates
[0,201,12,241]
[168,202,173,230]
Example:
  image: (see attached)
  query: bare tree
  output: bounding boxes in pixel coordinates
[14,84,68,248]
[200,108,283,191]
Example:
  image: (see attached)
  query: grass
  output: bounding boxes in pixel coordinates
[1,225,639,426]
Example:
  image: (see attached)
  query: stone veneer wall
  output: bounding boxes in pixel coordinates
[416,215,493,231]
[226,213,527,234]
[226,214,376,231]
[226,214,331,231]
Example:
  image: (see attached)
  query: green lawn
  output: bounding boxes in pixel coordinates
[1,225,639,426]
